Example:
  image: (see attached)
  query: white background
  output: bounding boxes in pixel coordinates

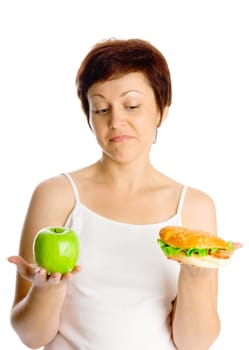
[1,1,248,349]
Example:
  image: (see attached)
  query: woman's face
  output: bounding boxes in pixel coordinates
[87,72,165,164]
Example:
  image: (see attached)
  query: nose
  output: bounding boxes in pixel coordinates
[108,106,126,129]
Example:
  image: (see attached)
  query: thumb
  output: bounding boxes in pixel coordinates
[7,255,26,265]
[7,255,38,278]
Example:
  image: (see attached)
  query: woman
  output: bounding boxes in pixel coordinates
[8,38,220,350]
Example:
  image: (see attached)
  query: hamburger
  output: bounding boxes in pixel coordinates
[157,226,242,268]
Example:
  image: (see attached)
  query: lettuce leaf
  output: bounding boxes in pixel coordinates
[157,238,219,257]
[227,240,234,250]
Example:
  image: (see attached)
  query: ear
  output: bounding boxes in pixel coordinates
[157,106,170,127]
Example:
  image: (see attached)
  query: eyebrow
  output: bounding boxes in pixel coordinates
[90,90,145,99]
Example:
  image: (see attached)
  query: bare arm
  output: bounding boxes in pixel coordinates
[8,175,79,349]
[172,188,221,350]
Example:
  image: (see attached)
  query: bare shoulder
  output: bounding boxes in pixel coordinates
[32,164,99,208]
[33,174,74,206]
[27,174,75,226]
[182,186,217,235]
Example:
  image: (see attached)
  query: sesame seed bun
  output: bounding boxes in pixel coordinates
[159,226,230,250]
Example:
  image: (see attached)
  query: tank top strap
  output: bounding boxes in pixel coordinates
[63,173,80,203]
[176,185,188,216]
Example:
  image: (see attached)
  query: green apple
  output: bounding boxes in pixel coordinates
[33,226,80,275]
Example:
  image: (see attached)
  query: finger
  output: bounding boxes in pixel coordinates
[47,272,63,285]
[63,265,82,278]
[7,255,27,265]
[233,242,243,249]
[61,272,73,281]
[61,266,82,281]
[7,256,38,279]
[71,265,82,274]
[33,267,48,283]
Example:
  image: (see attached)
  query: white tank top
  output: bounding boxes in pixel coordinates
[44,173,188,350]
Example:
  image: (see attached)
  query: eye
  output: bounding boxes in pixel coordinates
[126,105,140,110]
[93,108,109,115]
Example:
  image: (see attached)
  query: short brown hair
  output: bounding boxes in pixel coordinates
[76,38,172,128]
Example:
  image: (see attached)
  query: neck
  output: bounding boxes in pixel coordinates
[95,156,158,192]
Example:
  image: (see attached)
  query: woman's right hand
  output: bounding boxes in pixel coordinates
[7,255,81,288]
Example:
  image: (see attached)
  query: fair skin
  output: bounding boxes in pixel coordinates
[8,72,220,349]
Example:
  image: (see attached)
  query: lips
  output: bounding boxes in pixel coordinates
[109,135,134,142]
